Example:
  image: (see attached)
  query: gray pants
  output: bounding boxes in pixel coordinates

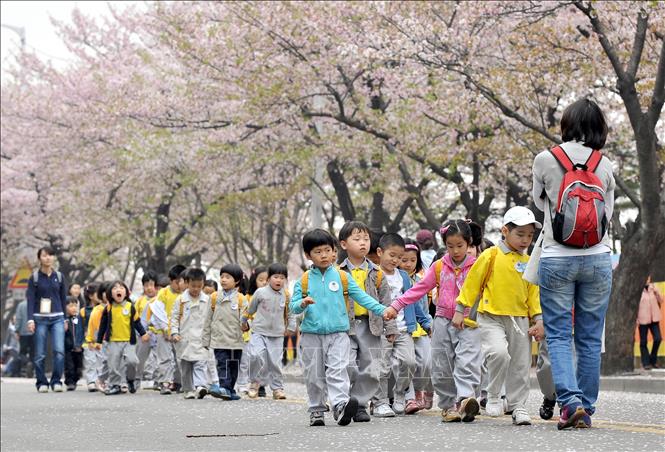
[106,342,138,387]
[348,317,382,407]
[154,334,175,384]
[83,346,107,384]
[479,313,531,411]
[135,334,157,382]
[247,334,284,390]
[207,349,219,385]
[236,341,251,387]
[179,360,207,392]
[431,316,482,410]
[412,335,433,392]
[299,332,350,413]
[373,332,416,406]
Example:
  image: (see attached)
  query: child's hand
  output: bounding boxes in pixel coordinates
[141,333,150,343]
[241,322,250,332]
[386,334,397,343]
[93,343,102,350]
[528,320,545,342]
[171,334,180,343]
[300,297,315,309]
[452,312,465,330]
[285,329,295,336]
[383,307,397,321]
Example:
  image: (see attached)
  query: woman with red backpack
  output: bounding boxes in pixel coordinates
[532,98,615,430]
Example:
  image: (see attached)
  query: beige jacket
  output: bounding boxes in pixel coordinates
[171,290,210,362]
[202,290,248,350]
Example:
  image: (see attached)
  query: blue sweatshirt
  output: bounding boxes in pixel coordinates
[398,269,432,334]
[26,270,68,322]
[290,265,387,334]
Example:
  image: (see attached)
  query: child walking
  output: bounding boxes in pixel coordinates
[64,297,85,390]
[134,271,159,389]
[453,207,544,426]
[338,221,394,422]
[171,268,211,400]
[84,282,109,392]
[202,264,248,400]
[290,229,388,427]
[371,233,431,417]
[400,239,434,414]
[243,263,295,400]
[97,280,149,395]
[237,266,268,397]
[385,220,484,422]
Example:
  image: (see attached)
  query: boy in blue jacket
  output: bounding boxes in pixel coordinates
[64,297,85,390]
[371,234,432,417]
[290,229,388,427]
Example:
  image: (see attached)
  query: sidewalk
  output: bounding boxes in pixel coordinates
[281,362,665,394]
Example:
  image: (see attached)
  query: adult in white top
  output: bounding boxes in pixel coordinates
[531,98,615,430]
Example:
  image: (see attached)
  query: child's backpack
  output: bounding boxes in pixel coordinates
[549,146,608,248]
[31,270,63,287]
[210,292,247,317]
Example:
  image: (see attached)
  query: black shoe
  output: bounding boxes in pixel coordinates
[309,412,325,427]
[172,383,182,393]
[333,397,358,426]
[128,380,136,394]
[159,383,172,395]
[258,386,267,397]
[105,385,121,395]
[353,407,371,422]
[539,397,556,420]
[66,384,76,391]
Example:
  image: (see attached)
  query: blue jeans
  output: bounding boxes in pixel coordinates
[539,253,612,414]
[33,316,65,389]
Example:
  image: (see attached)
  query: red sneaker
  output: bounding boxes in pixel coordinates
[405,399,421,415]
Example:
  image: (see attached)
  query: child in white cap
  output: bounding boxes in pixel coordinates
[452,206,544,426]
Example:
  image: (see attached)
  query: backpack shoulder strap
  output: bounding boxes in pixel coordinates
[434,259,443,292]
[210,292,218,312]
[375,268,383,290]
[32,270,39,286]
[550,145,574,172]
[585,150,603,173]
[338,269,350,312]
[301,271,310,298]
[178,297,185,320]
[479,247,499,293]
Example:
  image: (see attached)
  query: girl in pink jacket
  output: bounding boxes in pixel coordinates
[637,277,663,370]
[387,219,483,423]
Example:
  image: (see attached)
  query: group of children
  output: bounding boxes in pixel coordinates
[57,206,557,429]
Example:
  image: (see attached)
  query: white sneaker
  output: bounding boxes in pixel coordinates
[184,391,196,399]
[512,407,532,426]
[52,384,64,393]
[141,380,154,389]
[392,398,406,415]
[373,404,396,417]
[37,385,49,393]
[485,398,503,417]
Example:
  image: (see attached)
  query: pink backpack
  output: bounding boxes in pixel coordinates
[550,146,608,248]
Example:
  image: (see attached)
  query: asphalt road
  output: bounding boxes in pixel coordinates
[1,378,664,451]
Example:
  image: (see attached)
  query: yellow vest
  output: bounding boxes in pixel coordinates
[109,301,133,342]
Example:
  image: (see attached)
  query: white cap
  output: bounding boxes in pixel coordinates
[503,206,542,229]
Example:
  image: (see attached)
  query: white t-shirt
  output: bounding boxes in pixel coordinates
[385,271,407,332]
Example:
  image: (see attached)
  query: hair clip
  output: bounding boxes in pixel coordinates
[405,244,419,251]
[439,225,450,235]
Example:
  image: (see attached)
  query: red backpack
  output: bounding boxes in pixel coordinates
[550,145,608,248]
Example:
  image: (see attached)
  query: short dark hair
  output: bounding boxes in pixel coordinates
[37,246,55,259]
[220,264,247,294]
[204,279,218,291]
[96,281,110,301]
[369,230,384,255]
[379,233,405,250]
[157,274,170,288]
[168,264,187,281]
[105,280,131,303]
[434,247,446,261]
[84,282,99,304]
[561,98,608,150]
[66,296,79,306]
[268,263,288,279]
[185,267,206,282]
[338,221,371,242]
[248,266,268,295]
[302,229,335,254]
[402,238,423,274]
[141,270,158,286]
[440,219,483,247]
